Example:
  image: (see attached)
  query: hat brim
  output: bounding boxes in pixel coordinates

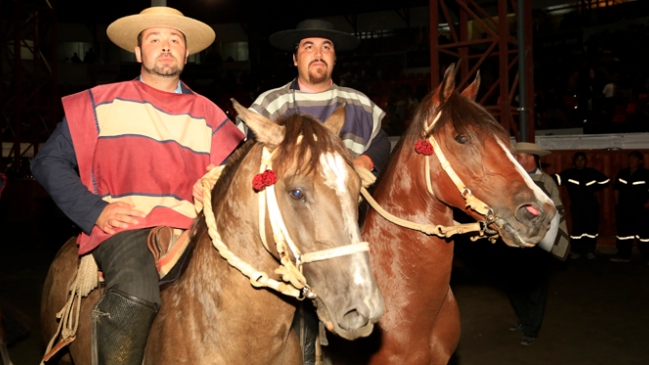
[516,148,551,157]
[269,29,360,52]
[107,13,215,55]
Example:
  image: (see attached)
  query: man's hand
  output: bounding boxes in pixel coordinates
[193,164,216,204]
[95,202,146,235]
[353,155,373,171]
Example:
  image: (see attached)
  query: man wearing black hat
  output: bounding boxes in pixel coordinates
[237,20,391,364]
[240,19,391,176]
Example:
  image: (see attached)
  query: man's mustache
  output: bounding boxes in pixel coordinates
[157,53,176,61]
[309,59,328,67]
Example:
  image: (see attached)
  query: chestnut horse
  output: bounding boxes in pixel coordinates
[41,102,384,365]
[327,65,556,364]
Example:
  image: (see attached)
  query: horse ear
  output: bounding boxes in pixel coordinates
[231,99,285,149]
[461,71,480,101]
[323,103,346,135]
[432,63,458,106]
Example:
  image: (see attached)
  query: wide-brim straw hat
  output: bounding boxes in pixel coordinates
[269,19,360,52]
[515,142,551,157]
[107,7,215,55]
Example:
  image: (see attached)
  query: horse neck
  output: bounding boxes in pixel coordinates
[366,142,453,234]
[169,147,297,350]
[361,140,456,314]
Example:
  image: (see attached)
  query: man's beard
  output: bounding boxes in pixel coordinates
[308,59,328,84]
[143,54,183,78]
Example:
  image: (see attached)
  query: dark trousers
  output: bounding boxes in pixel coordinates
[503,247,551,338]
[615,206,649,260]
[570,204,600,254]
[91,229,161,306]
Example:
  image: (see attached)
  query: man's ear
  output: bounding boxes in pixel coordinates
[293,54,297,67]
[135,47,142,63]
[184,49,189,65]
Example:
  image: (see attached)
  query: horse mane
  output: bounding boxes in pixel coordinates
[181,139,255,277]
[403,90,510,151]
[272,113,353,176]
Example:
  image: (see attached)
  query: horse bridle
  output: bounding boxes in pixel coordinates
[199,143,369,300]
[358,109,499,242]
[422,111,497,223]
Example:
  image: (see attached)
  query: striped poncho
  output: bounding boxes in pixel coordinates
[63,80,244,254]
[241,79,390,173]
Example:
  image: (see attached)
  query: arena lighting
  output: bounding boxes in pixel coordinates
[545,0,637,15]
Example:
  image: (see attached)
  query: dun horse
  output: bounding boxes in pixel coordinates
[41,101,384,364]
[327,64,556,364]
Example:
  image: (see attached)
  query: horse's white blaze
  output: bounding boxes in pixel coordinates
[497,140,554,208]
[319,152,362,245]
[319,152,369,286]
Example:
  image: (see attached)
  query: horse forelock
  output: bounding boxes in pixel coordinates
[272,113,353,176]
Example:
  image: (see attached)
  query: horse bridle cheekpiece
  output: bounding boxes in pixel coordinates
[424,110,497,237]
[198,141,369,301]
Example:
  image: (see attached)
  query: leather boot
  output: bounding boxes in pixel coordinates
[91,288,158,365]
[292,301,320,365]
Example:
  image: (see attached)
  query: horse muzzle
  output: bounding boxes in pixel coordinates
[314,292,385,341]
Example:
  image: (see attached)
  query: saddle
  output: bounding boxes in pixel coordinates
[146,226,193,282]
[41,226,193,363]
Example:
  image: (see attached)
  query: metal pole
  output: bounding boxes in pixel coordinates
[430,0,439,88]
[516,0,527,141]
[498,0,510,134]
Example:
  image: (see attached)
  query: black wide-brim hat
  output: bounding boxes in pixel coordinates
[269,19,360,52]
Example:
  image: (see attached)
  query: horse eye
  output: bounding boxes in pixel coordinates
[455,134,469,144]
[290,189,305,200]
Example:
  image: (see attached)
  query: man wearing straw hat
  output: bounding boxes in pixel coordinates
[239,19,391,176]
[31,7,244,364]
[503,142,569,346]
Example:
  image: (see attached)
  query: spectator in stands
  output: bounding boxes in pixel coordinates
[610,151,649,264]
[555,152,609,260]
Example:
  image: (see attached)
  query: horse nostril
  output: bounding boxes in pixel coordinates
[339,308,369,331]
[516,204,541,223]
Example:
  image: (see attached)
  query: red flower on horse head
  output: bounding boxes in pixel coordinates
[414,140,434,155]
[253,170,277,191]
